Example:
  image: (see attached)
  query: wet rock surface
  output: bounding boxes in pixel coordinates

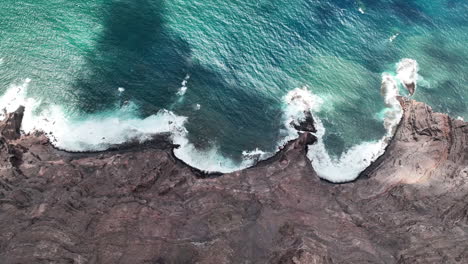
[0,99,467,263]
[291,111,317,133]
[404,82,416,95]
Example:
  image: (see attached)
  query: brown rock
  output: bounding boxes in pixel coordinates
[404,82,416,95]
[0,100,466,263]
[0,106,24,140]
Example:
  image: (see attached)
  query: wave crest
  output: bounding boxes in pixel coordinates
[0,59,415,180]
[0,78,264,173]
[396,58,419,94]
[306,71,403,183]
[288,59,412,183]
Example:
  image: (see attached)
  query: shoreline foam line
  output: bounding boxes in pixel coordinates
[0,59,418,179]
[305,58,418,183]
[0,78,266,173]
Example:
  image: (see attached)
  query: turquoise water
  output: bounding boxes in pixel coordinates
[1,0,467,172]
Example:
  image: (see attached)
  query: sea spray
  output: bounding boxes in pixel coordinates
[0,78,265,173]
[0,59,419,178]
[280,85,394,183]
[0,79,188,151]
[176,74,190,96]
[389,33,400,42]
[306,74,403,182]
[282,86,323,139]
[396,58,419,94]
[305,59,417,182]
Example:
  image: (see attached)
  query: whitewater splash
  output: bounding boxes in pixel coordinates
[177,74,190,96]
[396,58,419,95]
[0,78,266,173]
[389,33,400,42]
[0,59,418,179]
[0,79,187,151]
[282,86,323,140]
[302,59,418,183]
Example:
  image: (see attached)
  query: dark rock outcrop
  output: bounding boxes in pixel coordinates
[0,99,467,263]
[403,82,416,96]
[0,106,24,140]
[291,111,317,133]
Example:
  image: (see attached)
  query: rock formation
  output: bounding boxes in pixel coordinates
[291,111,317,133]
[0,98,467,263]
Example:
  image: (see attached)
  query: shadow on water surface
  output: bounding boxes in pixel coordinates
[71,0,282,160]
[72,0,190,113]
[359,0,433,25]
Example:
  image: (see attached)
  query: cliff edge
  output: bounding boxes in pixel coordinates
[0,98,467,263]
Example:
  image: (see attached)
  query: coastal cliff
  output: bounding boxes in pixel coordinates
[0,98,467,263]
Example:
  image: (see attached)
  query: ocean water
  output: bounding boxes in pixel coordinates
[0,0,467,182]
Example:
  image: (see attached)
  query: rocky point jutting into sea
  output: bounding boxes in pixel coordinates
[0,93,467,263]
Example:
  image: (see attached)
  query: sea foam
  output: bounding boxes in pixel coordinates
[0,59,417,179]
[176,74,190,96]
[0,78,264,173]
[306,73,403,182]
[285,59,416,183]
[282,86,323,139]
[396,58,419,93]
[0,79,187,151]
[389,33,400,42]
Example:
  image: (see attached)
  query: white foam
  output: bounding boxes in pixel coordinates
[279,70,405,183]
[381,73,404,134]
[0,60,408,179]
[173,137,267,173]
[177,86,187,96]
[308,126,387,182]
[0,78,36,120]
[389,33,400,42]
[283,86,323,135]
[0,79,187,151]
[177,74,190,96]
[242,148,269,164]
[0,78,263,173]
[284,86,323,113]
[306,73,403,182]
[242,148,266,157]
[396,58,419,91]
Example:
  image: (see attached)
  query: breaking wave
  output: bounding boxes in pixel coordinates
[0,58,418,180]
[176,74,190,96]
[0,78,265,173]
[396,58,419,93]
[306,74,403,182]
[0,79,187,151]
[303,59,418,183]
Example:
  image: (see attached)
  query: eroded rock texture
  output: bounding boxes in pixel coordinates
[0,99,467,264]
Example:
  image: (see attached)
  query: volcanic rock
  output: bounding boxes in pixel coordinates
[291,110,316,133]
[404,82,416,95]
[0,99,466,263]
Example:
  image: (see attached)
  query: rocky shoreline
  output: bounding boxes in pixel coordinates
[0,97,467,263]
